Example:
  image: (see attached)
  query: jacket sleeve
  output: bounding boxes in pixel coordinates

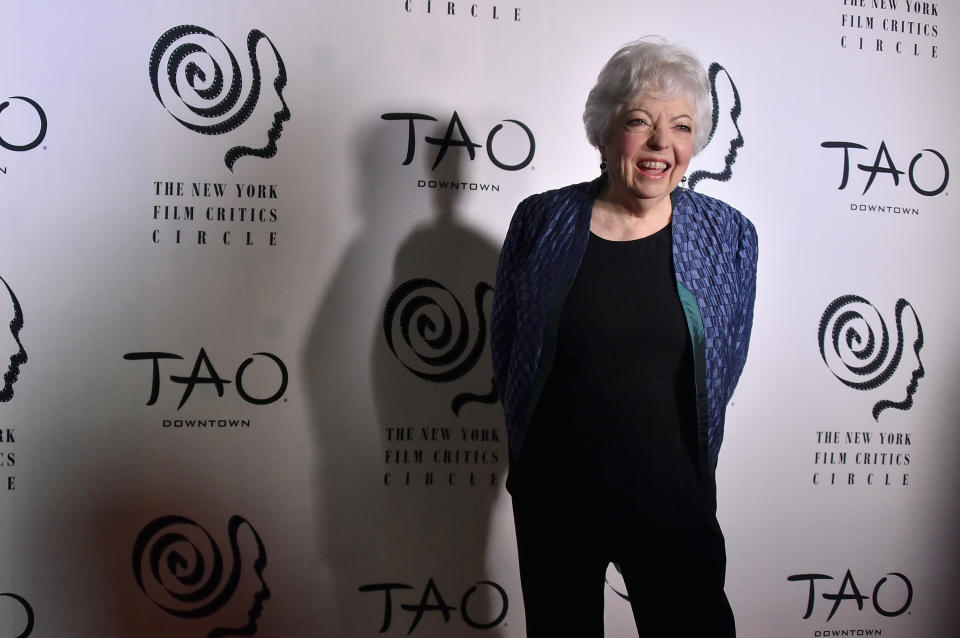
[490,198,529,400]
[731,214,758,386]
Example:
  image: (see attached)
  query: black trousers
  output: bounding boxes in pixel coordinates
[511,478,736,638]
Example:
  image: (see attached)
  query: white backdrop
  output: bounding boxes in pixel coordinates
[1,1,958,636]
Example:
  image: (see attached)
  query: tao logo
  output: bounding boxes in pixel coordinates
[359,578,508,634]
[123,348,288,409]
[788,570,913,621]
[821,140,948,196]
[382,111,535,171]
[0,96,47,152]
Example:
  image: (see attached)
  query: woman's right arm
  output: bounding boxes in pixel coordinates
[490,199,530,398]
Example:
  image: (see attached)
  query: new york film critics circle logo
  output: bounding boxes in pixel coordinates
[132,515,269,637]
[0,97,47,153]
[383,278,497,415]
[0,593,34,638]
[0,276,27,404]
[819,295,924,420]
[149,25,289,172]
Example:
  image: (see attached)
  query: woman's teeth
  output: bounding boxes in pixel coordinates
[639,160,667,169]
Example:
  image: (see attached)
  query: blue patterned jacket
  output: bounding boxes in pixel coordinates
[491,176,757,479]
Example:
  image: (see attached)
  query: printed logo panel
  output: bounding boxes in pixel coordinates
[787,569,912,625]
[132,515,269,637]
[123,348,289,431]
[381,110,535,194]
[818,295,924,420]
[811,295,920,489]
[838,1,942,59]
[383,278,497,415]
[820,140,949,218]
[149,25,289,172]
[378,276,503,489]
[147,26,289,250]
[149,180,281,248]
[358,577,509,634]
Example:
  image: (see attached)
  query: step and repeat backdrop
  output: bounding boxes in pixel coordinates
[1,1,958,636]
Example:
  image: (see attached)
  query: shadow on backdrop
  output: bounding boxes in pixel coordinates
[305,118,507,637]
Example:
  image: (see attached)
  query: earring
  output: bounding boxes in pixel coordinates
[600,160,607,173]
[681,175,687,188]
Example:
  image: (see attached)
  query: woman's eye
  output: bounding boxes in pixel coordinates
[626,118,646,127]
[676,124,692,132]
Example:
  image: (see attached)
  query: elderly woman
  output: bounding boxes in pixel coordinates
[491,39,756,637]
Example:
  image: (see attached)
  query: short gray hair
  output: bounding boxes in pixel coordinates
[583,38,712,154]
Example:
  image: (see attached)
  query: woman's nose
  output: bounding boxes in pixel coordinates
[646,126,666,149]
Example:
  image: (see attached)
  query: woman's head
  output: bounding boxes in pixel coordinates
[583,38,711,154]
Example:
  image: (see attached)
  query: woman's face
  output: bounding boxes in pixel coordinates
[599,92,695,209]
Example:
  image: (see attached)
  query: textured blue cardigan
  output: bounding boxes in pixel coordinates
[491,176,757,478]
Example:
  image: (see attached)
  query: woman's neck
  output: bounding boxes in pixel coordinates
[591,182,673,241]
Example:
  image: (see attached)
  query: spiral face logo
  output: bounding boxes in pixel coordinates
[132,515,269,637]
[0,276,27,404]
[0,97,47,152]
[0,593,34,638]
[688,62,743,191]
[383,278,498,415]
[818,295,924,420]
[149,25,290,171]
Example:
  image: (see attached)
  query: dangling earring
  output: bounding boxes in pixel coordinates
[681,175,687,188]
[600,160,607,173]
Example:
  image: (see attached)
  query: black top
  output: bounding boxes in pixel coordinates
[516,223,702,507]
